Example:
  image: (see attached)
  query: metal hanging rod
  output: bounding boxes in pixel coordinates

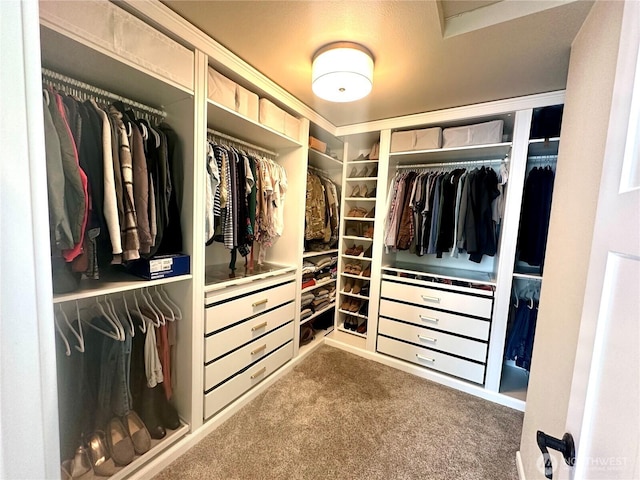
[41,68,166,120]
[528,154,558,162]
[207,128,277,158]
[396,157,507,170]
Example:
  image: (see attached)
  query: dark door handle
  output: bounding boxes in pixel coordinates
[536,430,575,479]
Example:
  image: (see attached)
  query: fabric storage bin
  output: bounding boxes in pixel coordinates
[236,84,259,122]
[309,136,327,153]
[414,127,442,150]
[284,111,301,141]
[259,98,286,132]
[390,130,415,152]
[208,68,237,111]
[442,120,504,148]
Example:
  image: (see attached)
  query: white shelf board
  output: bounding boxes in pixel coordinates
[337,308,368,320]
[344,197,376,202]
[298,326,334,356]
[513,272,543,281]
[302,249,339,258]
[345,176,378,182]
[343,235,374,242]
[308,148,343,169]
[341,272,371,280]
[204,263,296,292]
[382,263,496,286]
[390,142,512,165]
[337,323,367,338]
[343,217,375,222]
[207,100,301,151]
[341,254,372,261]
[340,291,370,301]
[53,273,192,304]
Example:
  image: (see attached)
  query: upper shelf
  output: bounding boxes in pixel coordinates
[207,100,302,151]
[308,148,343,170]
[389,142,512,165]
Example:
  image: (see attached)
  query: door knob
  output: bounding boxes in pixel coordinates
[536,430,575,479]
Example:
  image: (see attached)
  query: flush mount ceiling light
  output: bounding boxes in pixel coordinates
[312,42,374,103]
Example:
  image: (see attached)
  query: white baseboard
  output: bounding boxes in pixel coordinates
[516,451,526,480]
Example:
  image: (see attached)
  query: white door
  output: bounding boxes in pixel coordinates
[559,2,640,479]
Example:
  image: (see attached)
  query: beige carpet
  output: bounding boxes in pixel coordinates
[154,345,523,480]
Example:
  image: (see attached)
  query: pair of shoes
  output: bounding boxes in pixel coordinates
[355,166,370,177]
[359,300,369,316]
[344,315,358,330]
[136,385,180,439]
[347,207,367,217]
[343,278,353,293]
[351,279,362,295]
[361,266,371,277]
[123,411,151,455]
[363,226,374,238]
[356,317,367,334]
[86,432,117,477]
[345,244,364,256]
[349,185,360,197]
[106,417,136,467]
[349,184,369,197]
[340,298,361,313]
[344,263,362,275]
[60,446,91,479]
[348,166,358,178]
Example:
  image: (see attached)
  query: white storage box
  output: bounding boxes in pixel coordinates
[259,98,285,132]
[391,127,442,152]
[284,111,301,141]
[415,127,443,150]
[442,120,504,148]
[207,68,237,111]
[235,84,259,122]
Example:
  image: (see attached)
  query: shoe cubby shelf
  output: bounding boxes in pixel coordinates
[337,309,369,320]
[341,291,369,301]
[345,177,378,182]
[348,159,379,164]
[338,324,367,338]
[300,302,336,327]
[343,236,374,242]
[341,273,371,280]
[301,277,336,294]
[342,254,372,261]
[302,248,339,258]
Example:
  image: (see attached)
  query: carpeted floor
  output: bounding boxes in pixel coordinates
[154,345,523,480]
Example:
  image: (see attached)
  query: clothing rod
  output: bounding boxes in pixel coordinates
[528,154,558,161]
[396,157,507,170]
[207,128,277,158]
[41,68,166,119]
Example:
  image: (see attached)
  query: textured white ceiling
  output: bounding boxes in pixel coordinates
[162,0,593,127]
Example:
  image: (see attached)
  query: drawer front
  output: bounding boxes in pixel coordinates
[379,299,490,341]
[205,302,295,362]
[377,317,487,363]
[380,280,493,319]
[377,335,485,384]
[205,281,295,334]
[204,342,293,419]
[204,321,294,390]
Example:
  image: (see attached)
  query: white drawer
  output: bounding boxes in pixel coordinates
[204,342,293,419]
[377,317,487,363]
[379,299,490,341]
[205,302,295,362]
[205,281,295,334]
[380,280,493,318]
[205,321,294,390]
[377,335,485,384]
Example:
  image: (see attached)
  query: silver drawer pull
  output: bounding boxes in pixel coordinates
[251,321,268,331]
[416,354,435,363]
[250,344,267,355]
[417,335,437,343]
[250,367,266,379]
[419,315,439,323]
[252,298,268,307]
[421,295,441,303]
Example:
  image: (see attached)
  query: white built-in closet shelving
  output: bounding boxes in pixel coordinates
[39,1,197,476]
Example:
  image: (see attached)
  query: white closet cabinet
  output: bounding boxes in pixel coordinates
[201,57,309,420]
[39,0,198,476]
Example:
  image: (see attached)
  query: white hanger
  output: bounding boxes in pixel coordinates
[143,288,166,325]
[129,290,148,334]
[102,295,125,340]
[83,298,123,341]
[60,303,85,353]
[54,309,71,357]
[138,288,161,328]
[159,285,182,321]
[152,286,175,322]
[118,293,135,337]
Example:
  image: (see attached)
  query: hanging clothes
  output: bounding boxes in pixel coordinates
[504,296,539,371]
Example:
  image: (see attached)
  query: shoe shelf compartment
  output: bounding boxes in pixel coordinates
[342,254,372,261]
[344,197,376,202]
[338,325,367,338]
[340,291,369,301]
[345,176,378,182]
[343,235,374,242]
[300,302,336,327]
[344,217,375,222]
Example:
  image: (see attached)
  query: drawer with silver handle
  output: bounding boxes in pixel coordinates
[377,317,487,363]
[204,341,293,419]
[378,298,490,341]
[377,335,485,384]
[380,279,493,319]
[205,280,295,334]
[204,321,294,390]
[205,302,295,362]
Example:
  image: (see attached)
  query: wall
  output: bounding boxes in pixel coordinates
[518,1,624,478]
